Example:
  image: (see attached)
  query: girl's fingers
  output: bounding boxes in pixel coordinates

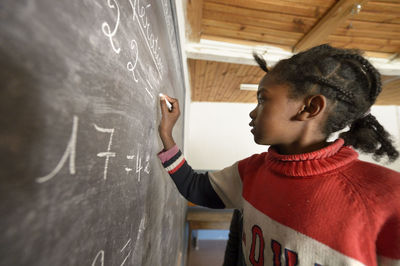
[171,100,179,112]
[160,98,168,114]
[164,95,178,105]
[163,94,174,102]
[160,94,180,113]
[159,94,180,135]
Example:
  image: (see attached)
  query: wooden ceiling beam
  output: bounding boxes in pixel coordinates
[185,38,400,76]
[293,0,368,53]
[186,0,204,42]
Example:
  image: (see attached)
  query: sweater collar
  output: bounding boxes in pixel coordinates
[265,139,358,177]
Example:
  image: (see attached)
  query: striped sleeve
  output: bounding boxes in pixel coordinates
[158,147,225,209]
[161,148,186,174]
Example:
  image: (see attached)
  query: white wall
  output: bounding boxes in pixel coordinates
[186,102,400,171]
[186,102,265,170]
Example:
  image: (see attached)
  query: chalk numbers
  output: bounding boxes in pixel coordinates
[127,39,139,83]
[36,116,151,184]
[92,238,132,266]
[125,149,150,182]
[91,217,146,265]
[102,0,121,54]
[101,0,162,101]
[36,116,78,183]
[92,120,151,182]
[93,124,116,180]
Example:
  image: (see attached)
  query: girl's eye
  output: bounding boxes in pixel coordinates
[257,97,265,104]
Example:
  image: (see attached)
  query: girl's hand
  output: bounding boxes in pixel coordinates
[158,95,180,150]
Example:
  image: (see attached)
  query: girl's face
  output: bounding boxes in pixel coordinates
[249,74,305,147]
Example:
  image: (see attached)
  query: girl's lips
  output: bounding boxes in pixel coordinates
[249,121,255,134]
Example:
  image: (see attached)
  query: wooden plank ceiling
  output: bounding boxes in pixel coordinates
[189,59,400,105]
[186,0,400,105]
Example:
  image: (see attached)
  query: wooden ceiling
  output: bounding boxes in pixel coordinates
[185,0,400,105]
[188,59,400,105]
[188,59,263,102]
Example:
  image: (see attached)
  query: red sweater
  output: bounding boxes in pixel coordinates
[159,139,400,265]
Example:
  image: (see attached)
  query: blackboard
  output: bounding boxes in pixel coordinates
[0,0,186,265]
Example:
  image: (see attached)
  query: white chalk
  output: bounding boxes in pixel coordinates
[159,93,172,111]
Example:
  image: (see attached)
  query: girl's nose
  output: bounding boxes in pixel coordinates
[249,107,257,119]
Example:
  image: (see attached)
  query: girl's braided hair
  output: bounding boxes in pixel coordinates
[254,44,399,162]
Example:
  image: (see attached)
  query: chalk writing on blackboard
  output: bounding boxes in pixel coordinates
[92,250,104,266]
[120,238,132,266]
[127,39,139,83]
[102,0,121,54]
[145,78,155,99]
[36,116,151,184]
[91,218,144,266]
[93,124,116,180]
[90,238,136,265]
[125,149,150,182]
[129,0,164,78]
[102,0,162,100]
[132,217,146,257]
[36,116,78,183]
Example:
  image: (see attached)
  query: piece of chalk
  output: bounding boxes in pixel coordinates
[159,93,172,111]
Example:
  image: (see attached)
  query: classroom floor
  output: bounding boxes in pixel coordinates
[187,239,227,266]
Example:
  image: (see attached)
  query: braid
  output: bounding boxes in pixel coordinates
[301,75,354,104]
[340,114,399,161]
[332,53,382,100]
[253,44,399,162]
[252,52,269,73]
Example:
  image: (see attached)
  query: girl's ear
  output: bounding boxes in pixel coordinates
[296,95,326,121]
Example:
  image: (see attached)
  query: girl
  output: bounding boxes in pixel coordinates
[158,44,400,266]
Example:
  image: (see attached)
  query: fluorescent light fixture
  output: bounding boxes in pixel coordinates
[240,84,258,91]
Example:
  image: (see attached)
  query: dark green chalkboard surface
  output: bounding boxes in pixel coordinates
[0,0,186,265]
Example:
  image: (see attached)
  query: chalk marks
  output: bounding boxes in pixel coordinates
[91,220,145,266]
[132,217,146,259]
[36,115,151,184]
[120,238,132,252]
[127,39,139,83]
[100,0,163,101]
[128,0,164,79]
[144,79,154,99]
[144,154,150,174]
[102,0,121,54]
[91,238,132,266]
[124,148,151,181]
[91,250,105,266]
[125,153,135,175]
[127,40,156,100]
[36,116,78,183]
[120,238,132,266]
[138,216,146,235]
[93,124,116,180]
[135,150,143,182]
